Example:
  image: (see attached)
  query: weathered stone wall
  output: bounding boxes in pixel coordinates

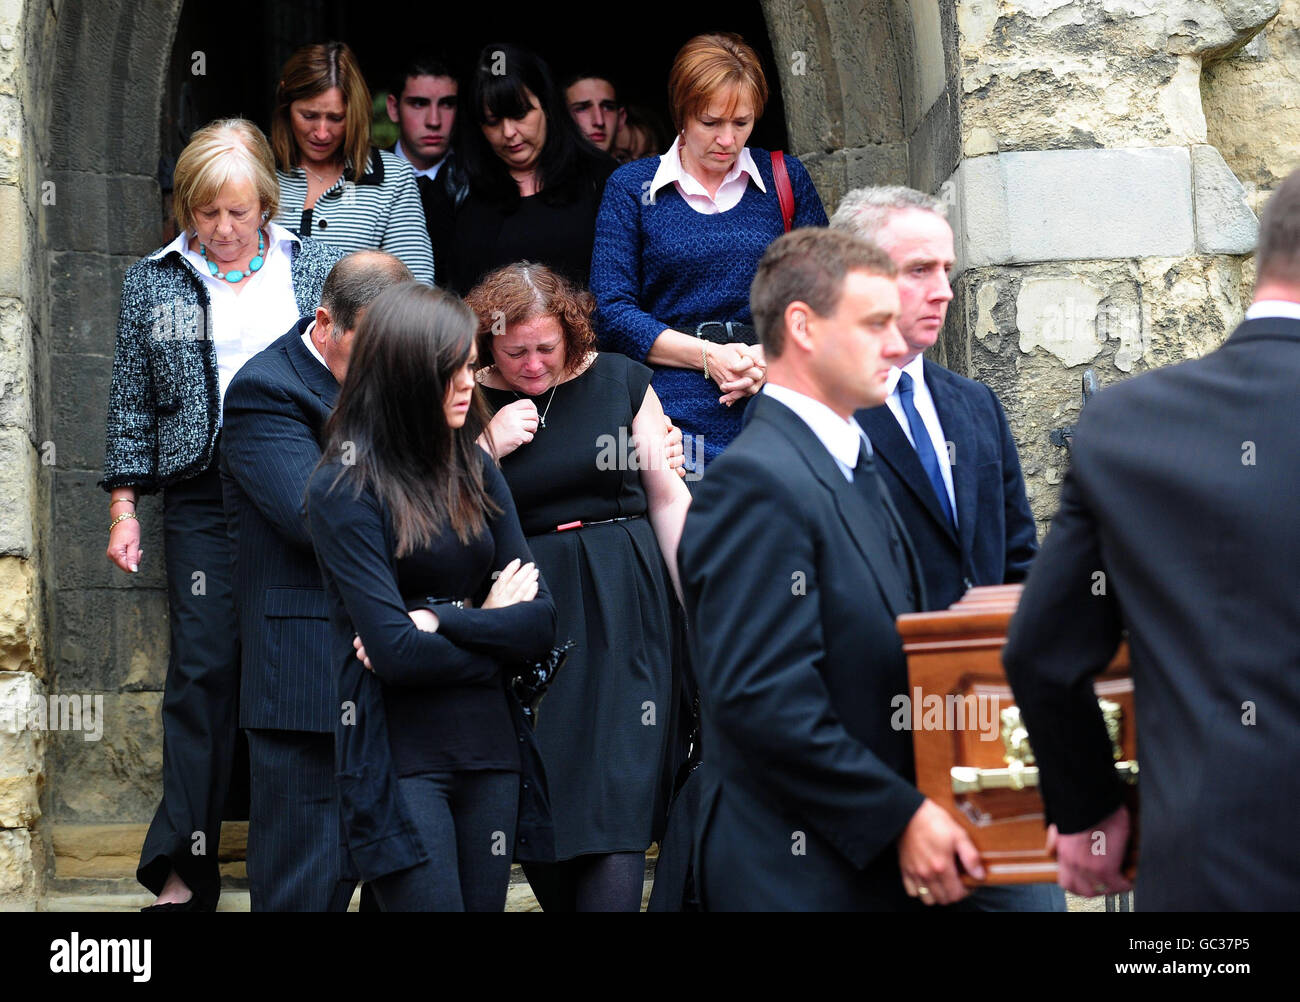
[762,0,959,207]
[948,253,1252,519]
[1203,0,1300,211]
[0,0,63,909]
[944,0,1274,527]
[45,0,181,870]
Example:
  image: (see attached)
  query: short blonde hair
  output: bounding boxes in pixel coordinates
[271,42,372,173]
[667,33,768,135]
[173,118,280,233]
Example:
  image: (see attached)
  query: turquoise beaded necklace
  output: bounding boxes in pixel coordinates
[200,228,265,283]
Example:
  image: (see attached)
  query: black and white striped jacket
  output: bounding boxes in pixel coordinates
[275,148,435,286]
[101,236,343,494]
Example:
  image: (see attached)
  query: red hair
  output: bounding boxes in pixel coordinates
[667,33,768,133]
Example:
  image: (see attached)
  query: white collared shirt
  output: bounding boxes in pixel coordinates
[394,139,446,181]
[301,320,331,372]
[762,383,868,483]
[155,220,303,411]
[1244,299,1300,321]
[648,136,766,215]
[883,355,958,523]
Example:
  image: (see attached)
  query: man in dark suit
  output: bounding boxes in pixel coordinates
[1002,172,1300,911]
[833,188,1062,912]
[220,251,412,910]
[386,55,467,288]
[832,188,1037,613]
[678,227,984,910]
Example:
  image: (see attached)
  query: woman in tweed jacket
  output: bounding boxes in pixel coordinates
[102,119,343,911]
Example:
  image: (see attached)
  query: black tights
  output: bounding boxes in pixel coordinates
[523,851,645,912]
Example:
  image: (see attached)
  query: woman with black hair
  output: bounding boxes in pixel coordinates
[306,281,557,911]
[449,43,615,294]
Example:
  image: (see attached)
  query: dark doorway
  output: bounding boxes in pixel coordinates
[162,0,787,208]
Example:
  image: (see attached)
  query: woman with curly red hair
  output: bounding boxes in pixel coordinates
[467,262,691,910]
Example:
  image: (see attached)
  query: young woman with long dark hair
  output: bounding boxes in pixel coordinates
[306,281,556,911]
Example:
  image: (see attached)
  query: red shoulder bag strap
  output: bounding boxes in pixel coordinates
[772,150,795,233]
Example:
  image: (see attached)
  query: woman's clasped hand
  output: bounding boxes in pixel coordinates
[705,342,767,406]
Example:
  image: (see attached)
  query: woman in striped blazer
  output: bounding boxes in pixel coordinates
[271,41,436,286]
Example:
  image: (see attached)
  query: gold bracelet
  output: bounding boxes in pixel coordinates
[110,498,136,509]
[109,511,137,531]
[701,342,713,383]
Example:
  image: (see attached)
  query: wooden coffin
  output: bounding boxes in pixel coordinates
[897,585,1137,885]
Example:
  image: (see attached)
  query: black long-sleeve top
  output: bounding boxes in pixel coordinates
[307,451,557,775]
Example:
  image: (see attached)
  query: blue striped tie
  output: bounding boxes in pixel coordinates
[897,371,955,527]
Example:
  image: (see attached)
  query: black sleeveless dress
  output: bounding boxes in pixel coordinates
[481,352,674,859]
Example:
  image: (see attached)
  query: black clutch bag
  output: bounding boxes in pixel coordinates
[509,639,575,726]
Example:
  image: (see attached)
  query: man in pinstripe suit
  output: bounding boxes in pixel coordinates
[221,251,412,910]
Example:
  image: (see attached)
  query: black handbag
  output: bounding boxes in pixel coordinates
[509,639,575,725]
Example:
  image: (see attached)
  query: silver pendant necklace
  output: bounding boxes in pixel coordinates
[514,383,559,428]
[304,162,342,187]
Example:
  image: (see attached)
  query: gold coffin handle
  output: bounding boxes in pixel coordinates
[952,760,1138,794]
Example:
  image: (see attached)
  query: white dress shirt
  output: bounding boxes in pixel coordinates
[648,135,766,215]
[762,383,869,483]
[1244,299,1300,321]
[154,220,303,412]
[394,139,447,181]
[301,320,331,372]
[883,355,958,524]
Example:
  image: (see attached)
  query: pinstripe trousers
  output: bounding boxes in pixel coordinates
[246,728,356,912]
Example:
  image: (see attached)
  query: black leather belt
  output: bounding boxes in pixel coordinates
[692,321,757,345]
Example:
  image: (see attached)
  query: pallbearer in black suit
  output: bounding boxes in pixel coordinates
[1003,171,1300,911]
[679,228,985,910]
[220,251,412,910]
[832,188,1062,912]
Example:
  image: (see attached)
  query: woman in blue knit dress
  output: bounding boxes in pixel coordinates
[590,32,827,476]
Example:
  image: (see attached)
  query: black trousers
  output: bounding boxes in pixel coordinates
[136,453,244,904]
[369,770,519,912]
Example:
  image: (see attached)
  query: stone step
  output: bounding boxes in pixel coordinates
[49,825,1095,912]
[47,823,656,911]
[51,822,248,880]
[44,873,656,912]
